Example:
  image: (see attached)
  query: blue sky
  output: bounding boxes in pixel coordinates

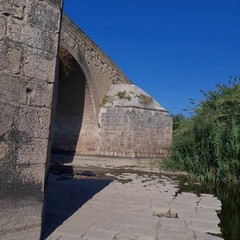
[63,0,240,116]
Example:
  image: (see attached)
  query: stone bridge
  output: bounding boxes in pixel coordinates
[0,1,172,239]
[54,14,172,159]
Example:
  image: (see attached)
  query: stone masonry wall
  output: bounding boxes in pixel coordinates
[0,0,62,239]
[98,107,172,158]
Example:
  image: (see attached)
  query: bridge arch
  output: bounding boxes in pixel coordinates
[51,14,172,159]
[51,14,133,157]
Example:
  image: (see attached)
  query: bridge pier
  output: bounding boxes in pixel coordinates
[0,0,63,239]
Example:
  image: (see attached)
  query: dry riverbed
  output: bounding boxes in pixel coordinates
[42,157,223,240]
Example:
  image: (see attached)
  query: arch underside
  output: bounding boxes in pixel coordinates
[52,47,99,155]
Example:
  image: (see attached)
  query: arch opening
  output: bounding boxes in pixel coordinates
[51,47,86,157]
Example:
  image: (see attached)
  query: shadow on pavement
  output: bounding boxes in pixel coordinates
[41,171,112,239]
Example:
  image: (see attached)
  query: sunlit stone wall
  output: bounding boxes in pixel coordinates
[98,84,172,158]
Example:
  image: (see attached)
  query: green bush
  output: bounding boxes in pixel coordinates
[170,80,240,182]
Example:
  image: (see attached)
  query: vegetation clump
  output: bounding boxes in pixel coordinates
[101,95,114,106]
[59,47,74,76]
[168,79,240,182]
[137,94,153,105]
[116,91,131,101]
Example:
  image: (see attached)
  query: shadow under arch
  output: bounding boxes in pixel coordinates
[41,173,112,239]
[40,48,113,240]
[51,46,86,162]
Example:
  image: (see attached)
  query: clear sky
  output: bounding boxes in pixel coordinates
[63,0,240,116]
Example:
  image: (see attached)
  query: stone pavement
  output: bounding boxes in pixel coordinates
[42,170,222,240]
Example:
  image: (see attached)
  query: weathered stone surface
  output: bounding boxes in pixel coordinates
[0,142,9,160]
[21,25,58,53]
[98,86,172,158]
[0,72,20,103]
[0,192,43,240]
[26,0,60,32]
[44,0,64,8]
[19,77,54,107]
[2,230,40,240]
[16,163,46,187]
[17,139,49,165]
[0,15,6,38]
[103,84,167,111]
[6,16,24,42]
[0,0,62,238]
[0,102,17,136]
[23,53,56,81]
[0,37,22,74]
[21,26,46,49]
[0,0,26,19]
[14,105,52,139]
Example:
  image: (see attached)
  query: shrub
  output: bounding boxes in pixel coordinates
[170,80,240,182]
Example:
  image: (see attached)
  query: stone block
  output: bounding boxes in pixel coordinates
[1,229,40,240]
[19,77,54,108]
[16,163,46,186]
[23,53,56,82]
[84,229,116,240]
[0,38,22,74]
[0,0,26,19]
[44,0,63,8]
[23,44,55,61]
[21,25,55,52]
[6,16,24,42]
[0,142,9,160]
[14,105,52,139]
[26,0,60,32]
[0,72,20,104]
[0,144,15,187]
[62,31,77,49]
[0,15,6,39]
[17,138,49,165]
[0,199,42,239]
[0,102,16,136]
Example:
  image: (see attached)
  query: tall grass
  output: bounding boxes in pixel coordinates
[170,80,240,182]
